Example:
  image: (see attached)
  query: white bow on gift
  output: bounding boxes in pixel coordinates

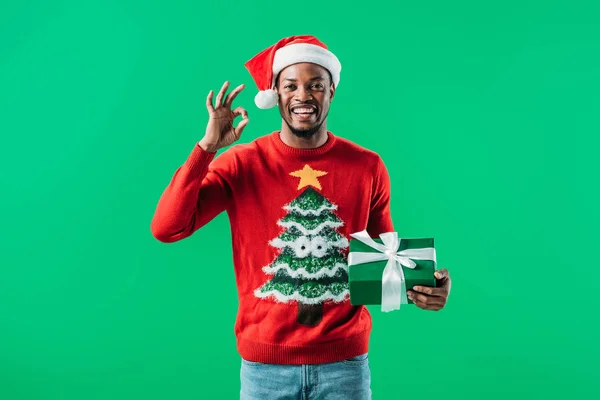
[348,230,437,312]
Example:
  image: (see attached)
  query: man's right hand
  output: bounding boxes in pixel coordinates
[198,81,249,153]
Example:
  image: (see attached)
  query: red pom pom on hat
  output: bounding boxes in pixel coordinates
[244,35,341,109]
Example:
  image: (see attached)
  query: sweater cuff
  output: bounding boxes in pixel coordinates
[184,143,216,176]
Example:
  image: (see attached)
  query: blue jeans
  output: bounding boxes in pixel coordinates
[240,352,372,400]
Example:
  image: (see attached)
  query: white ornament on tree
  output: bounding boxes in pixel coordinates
[293,236,312,258]
[310,236,328,258]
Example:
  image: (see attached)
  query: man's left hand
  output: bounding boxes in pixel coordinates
[407,268,451,311]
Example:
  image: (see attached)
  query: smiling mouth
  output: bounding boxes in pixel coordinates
[291,106,317,122]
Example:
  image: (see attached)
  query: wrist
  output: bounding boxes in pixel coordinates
[198,140,218,153]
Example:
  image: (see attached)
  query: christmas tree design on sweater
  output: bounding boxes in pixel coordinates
[254,164,350,326]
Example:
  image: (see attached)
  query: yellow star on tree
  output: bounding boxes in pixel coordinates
[289,164,328,190]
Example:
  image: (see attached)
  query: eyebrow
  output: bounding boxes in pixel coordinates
[282,76,324,82]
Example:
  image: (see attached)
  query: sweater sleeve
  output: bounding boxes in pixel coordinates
[366,156,395,237]
[150,144,235,243]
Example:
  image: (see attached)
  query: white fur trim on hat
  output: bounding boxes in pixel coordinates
[254,89,278,109]
[272,43,341,88]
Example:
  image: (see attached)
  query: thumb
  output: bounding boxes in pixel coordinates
[434,269,448,280]
[235,116,249,136]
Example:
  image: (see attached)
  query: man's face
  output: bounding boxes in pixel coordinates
[276,63,335,139]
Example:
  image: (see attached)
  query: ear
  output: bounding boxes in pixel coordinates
[330,83,336,102]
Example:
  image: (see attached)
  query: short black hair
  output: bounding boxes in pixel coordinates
[274,69,333,89]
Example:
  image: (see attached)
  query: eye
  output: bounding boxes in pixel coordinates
[312,84,324,89]
[284,84,296,90]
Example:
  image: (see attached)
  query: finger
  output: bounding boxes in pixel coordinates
[411,297,424,309]
[411,285,447,297]
[224,84,245,108]
[215,81,230,108]
[412,298,429,310]
[414,298,443,311]
[434,268,449,280]
[206,90,215,112]
[407,291,445,307]
[232,106,248,119]
[233,108,249,136]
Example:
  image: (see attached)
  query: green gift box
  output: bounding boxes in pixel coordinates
[348,231,437,310]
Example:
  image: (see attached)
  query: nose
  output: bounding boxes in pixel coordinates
[294,86,313,102]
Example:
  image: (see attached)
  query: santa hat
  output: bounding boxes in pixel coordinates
[244,35,342,109]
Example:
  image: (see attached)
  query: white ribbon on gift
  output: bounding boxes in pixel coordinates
[348,230,437,312]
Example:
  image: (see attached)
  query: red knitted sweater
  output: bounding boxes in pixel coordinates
[151,130,394,364]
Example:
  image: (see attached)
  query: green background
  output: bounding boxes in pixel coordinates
[1,0,599,399]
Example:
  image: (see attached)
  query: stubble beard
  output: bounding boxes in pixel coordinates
[284,110,329,139]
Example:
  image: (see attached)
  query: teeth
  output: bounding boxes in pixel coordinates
[292,108,315,114]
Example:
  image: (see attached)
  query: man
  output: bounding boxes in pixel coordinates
[151,35,451,400]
